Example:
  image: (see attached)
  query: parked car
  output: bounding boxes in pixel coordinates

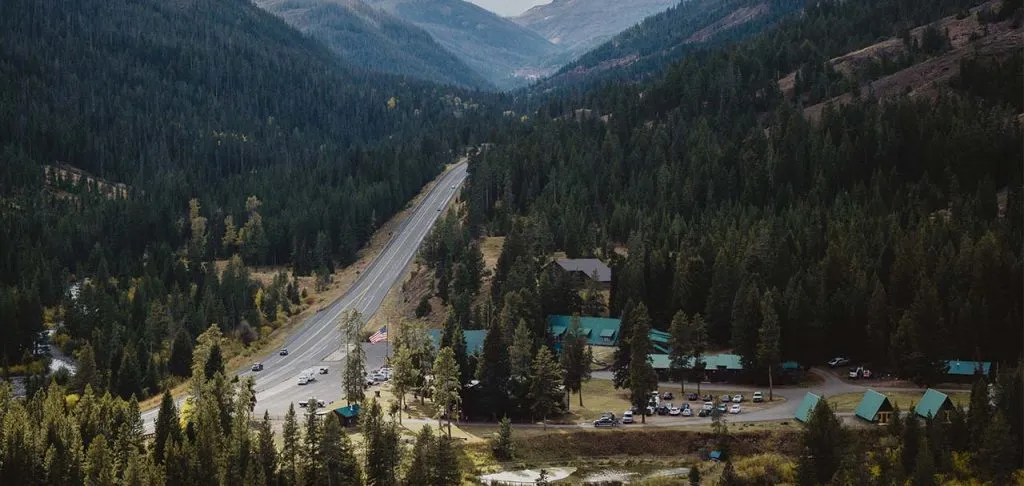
[279,348,289,356]
[622,410,635,424]
[730,404,742,414]
[669,406,681,416]
[849,366,872,379]
[862,368,873,379]
[720,394,731,403]
[717,403,728,413]
[828,357,849,367]
[732,394,744,403]
[702,401,714,411]
[593,416,619,427]
[698,409,710,417]
[646,406,656,416]
[656,405,670,416]
[687,392,699,401]
[681,406,693,417]
[662,392,674,400]
[752,391,764,403]
[702,394,714,402]
[318,366,329,374]
[251,362,264,372]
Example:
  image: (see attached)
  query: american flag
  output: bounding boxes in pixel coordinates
[368,326,388,344]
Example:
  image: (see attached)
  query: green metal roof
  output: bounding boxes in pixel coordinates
[795,393,822,423]
[649,329,671,344]
[946,360,991,376]
[781,361,801,370]
[547,315,621,346]
[915,389,953,419]
[855,390,893,422]
[427,329,487,355]
[333,403,360,418]
[648,353,743,371]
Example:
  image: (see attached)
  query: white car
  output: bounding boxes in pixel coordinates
[732,394,744,403]
[828,357,850,367]
[752,391,764,403]
[729,404,741,414]
[702,401,714,411]
[621,410,634,424]
[681,407,693,417]
[298,375,309,385]
[668,406,681,416]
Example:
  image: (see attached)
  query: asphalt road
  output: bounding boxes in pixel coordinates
[142,161,468,431]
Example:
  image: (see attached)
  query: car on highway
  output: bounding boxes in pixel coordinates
[753,391,764,403]
[593,416,619,428]
[687,392,699,401]
[621,410,634,424]
[828,357,849,367]
[668,405,681,416]
[251,362,263,372]
[279,348,289,356]
[298,375,309,385]
[730,404,742,414]
[318,366,329,374]
[732,394,744,403]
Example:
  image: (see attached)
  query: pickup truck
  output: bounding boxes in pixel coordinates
[298,398,326,409]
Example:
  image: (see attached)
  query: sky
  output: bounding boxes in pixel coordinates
[466,0,552,17]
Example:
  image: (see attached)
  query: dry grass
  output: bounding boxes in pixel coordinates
[563,379,633,422]
[827,390,970,413]
[480,236,505,272]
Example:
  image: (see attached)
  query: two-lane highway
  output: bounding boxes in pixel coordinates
[142,161,468,429]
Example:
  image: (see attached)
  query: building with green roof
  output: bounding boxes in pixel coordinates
[945,360,991,377]
[648,329,671,353]
[547,315,622,347]
[649,353,745,382]
[795,393,822,423]
[854,390,894,425]
[915,389,954,421]
[331,403,360,427]
[426,329,487,355]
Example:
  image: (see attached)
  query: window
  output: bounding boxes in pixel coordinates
[878,412,891,425]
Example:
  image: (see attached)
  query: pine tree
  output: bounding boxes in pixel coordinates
[72,344,102,393]
[476,317,510,420]
[343,338,366,406]
[491,416,514,460]
[509,319,535,408]
[730,278,761,370]
[390,345,418,424]
[627,303,657,424]
[153,390,179,464]
[668,310,692,394]
[432,347,462,438]
[756,290,781,401]
[256,411,278,486]
[689,313,709,395]
[611,299,635,389]
[433,435,461,486]
[403,425,435,485]
[301,406,324,485]
[321,413,360,486]
[281,403,300,485]
[363,399,401,486]
[84,434,116,486]
[902,413,921,476]
[560,314,592,408]
[719,460,737,486]
[688,465,701,486]
[168,330,194,378]
[977,411,1017,483]
[799,398,844,484]
[967,377,991,448]
[529,347,564,429]
[914,437,937,486]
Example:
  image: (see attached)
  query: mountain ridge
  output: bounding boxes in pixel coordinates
[513,0,679,57]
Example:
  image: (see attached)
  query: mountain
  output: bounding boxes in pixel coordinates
[365,0,566,89]
[513,0,680,58]
[255,0,493,89]
[531,0,803,93]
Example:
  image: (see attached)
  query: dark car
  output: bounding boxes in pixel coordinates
[698,409,710,417]
[656,405,670,415]
[279,349,289,356]
[702,394,714,402]
[593,416,619,428]
[662,392,674,400]
[687,392,699,401]
[250,362,264,372]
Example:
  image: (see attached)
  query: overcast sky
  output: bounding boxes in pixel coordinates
[466,0,552,17]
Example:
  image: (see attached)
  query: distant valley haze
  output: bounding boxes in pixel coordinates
[467,0,552,17]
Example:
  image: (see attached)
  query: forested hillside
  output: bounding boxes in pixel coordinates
[465,0,1022,381]
[364,0,566,89]
[531,0,804,94]
[255,0,494,89]
[513,0,679,58]
[0,0,492,396]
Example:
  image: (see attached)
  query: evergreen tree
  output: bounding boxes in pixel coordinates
[914,437,937,486]
[611,299,636,389]
[529,346,564,428]
[627,303,657,423]
[730,278,761,370]
[509,319,535,409]
[476,317,510,420]
[719,460,737,486]
[116,348,143,398]
[902,413,921,476]
[281,403,300,485]
[302,406,323,485]
[798,399,844,484]
[72,344,102,393]
[362,399,401,486]
[756,290,781,401]
[491,416,515,460]
[977,411,1018,483]
[321,413,360,486]
[153,390,179,464]
[256,411,278,486]
[689,314,709,395]
[432,347,462,438]
[667,310,692,394]
[688,465,701,486]
[560,314,592,408]
[390,345,418,425]
[967,376,991,447]
[203,343,224,381]
[84,434,116,486]
[404,425,435,486]
[343,339,366,406]
[168,330,194,378]
[433,435,461,486]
